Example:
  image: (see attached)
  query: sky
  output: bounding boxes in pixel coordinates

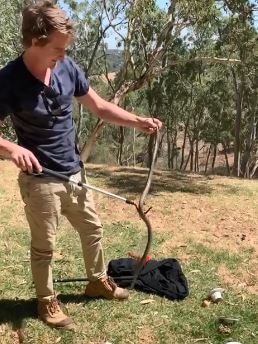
[156,0,167,9]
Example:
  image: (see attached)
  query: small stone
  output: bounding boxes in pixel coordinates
[201,299,211,308]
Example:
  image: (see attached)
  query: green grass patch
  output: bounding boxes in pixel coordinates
[0,165,258,343]
[1,220,257,343]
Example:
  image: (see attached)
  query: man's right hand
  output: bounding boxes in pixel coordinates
[0,138,42,173]
[10,145,42,174]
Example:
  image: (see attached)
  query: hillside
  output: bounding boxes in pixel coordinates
[1,160,257,280]
[0,160,257,343]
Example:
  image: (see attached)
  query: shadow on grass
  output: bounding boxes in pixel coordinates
[0,298,37,330]
[0,294,93,330]
[87,166,213,195]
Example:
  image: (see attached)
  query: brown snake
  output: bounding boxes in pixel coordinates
[129,130,160,288]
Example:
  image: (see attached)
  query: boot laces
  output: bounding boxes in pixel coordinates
[106,276,118,290]
[48,297,61,316]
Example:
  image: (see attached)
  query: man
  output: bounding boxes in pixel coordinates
[0,0,162,330]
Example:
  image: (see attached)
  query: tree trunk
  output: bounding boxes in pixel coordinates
[183,150,191,171]
[180,118,189,170]
[133,128,136,167]
[204,144,212,174]
[211,144,217,173]
[222,142,231,176]
[232,67,244,176]
[195,138,199,173]
[189,139,194,172]
[117,127,125,165]
[80,119,105,163]
[167,129,172,169]
[172,128,178,170]
[240,114,257,177]
[250,161,258,178]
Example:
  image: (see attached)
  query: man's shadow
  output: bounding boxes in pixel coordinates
[0,294,91,332]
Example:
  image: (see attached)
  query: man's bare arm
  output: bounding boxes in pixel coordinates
[76,87,162,133]
[0,123,41,173]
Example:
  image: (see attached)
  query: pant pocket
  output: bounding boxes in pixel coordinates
[18,172,31,204]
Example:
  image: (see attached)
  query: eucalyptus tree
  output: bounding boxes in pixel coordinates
[79,0,174,162]
[78,0,242,165]
[157,0,255,174]
[200,66,235,174]
[138,1,230,172]
[216,0,258,176]
[80,0,217,163]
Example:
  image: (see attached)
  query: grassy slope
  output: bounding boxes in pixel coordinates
[0,160,257,344]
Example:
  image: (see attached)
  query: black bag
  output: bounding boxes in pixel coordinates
[107,258,189,301]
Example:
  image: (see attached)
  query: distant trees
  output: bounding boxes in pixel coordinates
[1,0,258,177]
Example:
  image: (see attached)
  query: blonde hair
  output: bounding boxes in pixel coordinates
[22,0,74,47]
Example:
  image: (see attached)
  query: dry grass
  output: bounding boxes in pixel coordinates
[0,160,258,343]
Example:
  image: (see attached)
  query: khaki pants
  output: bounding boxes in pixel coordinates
[18,169,106,299]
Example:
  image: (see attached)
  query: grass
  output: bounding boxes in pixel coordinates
[0,161,258,343]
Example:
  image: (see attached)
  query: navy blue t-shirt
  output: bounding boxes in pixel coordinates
[0,55,89,175]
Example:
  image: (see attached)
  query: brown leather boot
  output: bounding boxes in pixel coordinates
[85,276,129,300]
[38,296,75,330]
